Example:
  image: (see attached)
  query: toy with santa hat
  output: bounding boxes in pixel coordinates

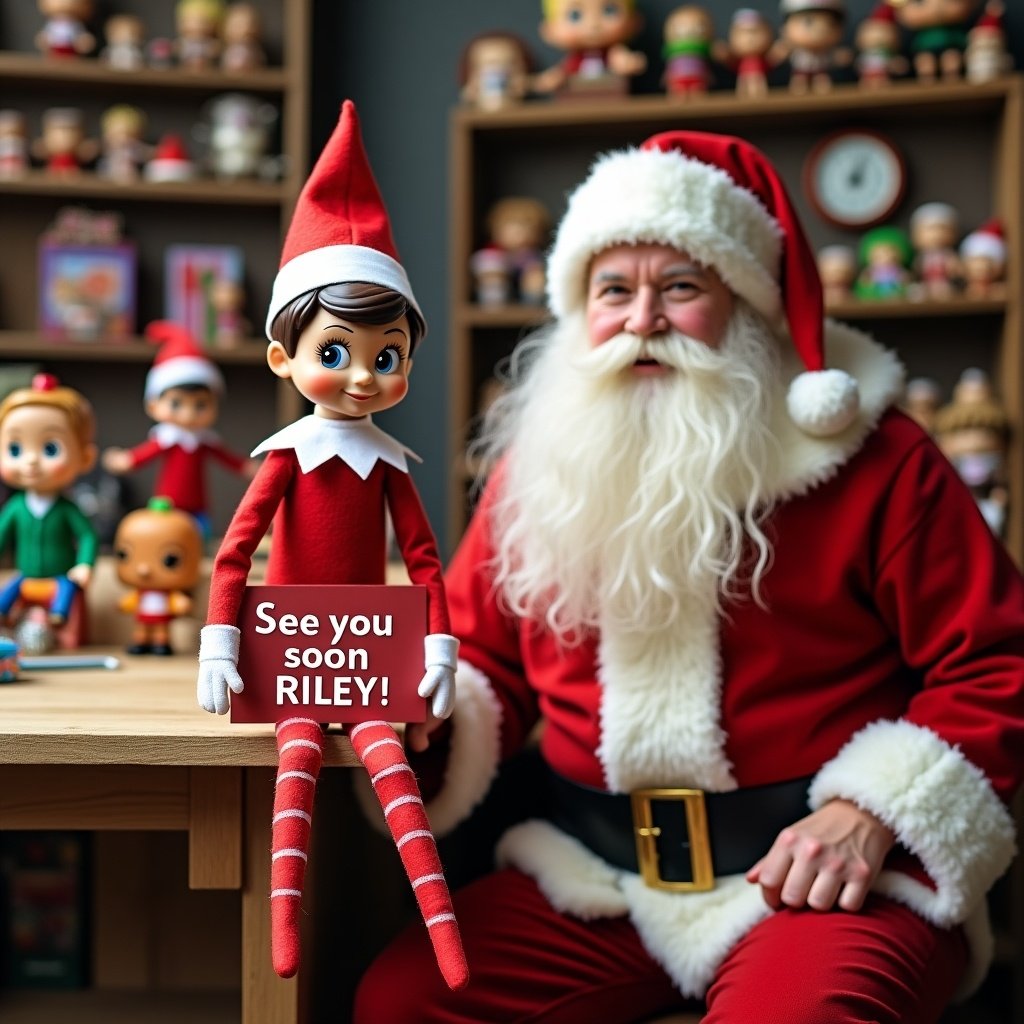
[960,218,1007,297]
[197,99,467,989]
[101,320,250,537]
[854,3,910,86]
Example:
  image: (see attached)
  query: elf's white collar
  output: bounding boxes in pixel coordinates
[251,414,420,479]
[150,423,220,452]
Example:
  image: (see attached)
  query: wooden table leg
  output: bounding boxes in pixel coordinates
[242,767,304,1024]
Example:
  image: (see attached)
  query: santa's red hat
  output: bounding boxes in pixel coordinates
[144,320,224,400]
[265,100,423,340]
[960,219,1007,265]
[545,130,860,436]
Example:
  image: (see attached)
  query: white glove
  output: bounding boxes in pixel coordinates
[418,633,458,719]
[197,624,244,715]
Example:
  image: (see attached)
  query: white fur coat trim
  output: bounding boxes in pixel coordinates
[353,660,502,837]
[808,718,1016,927]
[497,818,771,997]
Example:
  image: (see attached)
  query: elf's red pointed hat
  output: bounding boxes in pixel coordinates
[144,320,224,400]
[266,100,423,340]
[546,130,860,437]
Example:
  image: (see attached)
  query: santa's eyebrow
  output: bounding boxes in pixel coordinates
[592,270,629,284]
[661,263,705,277]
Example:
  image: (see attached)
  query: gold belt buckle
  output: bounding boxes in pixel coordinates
[630,788,714,892]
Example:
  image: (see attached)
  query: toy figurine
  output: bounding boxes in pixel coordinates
[114,497,203,656]
[221,3,267,73]
[0,374,98,649]
[145,134,197,183]
[817,244,857,305]
[209,278,250,348]
[175,0,224,70]
[715,9,778,98]
[776,0,852,94]
[855,225,913,300]
[662,5,715,97]
[0,111,29,180]
[32,108,98,176]
[959,219,1007,298]
[36,0,96,58]
[902,376,942,433]
[934,368,1010,535]
[195,100,468,990]
[533,0,647,98]
[97,105,151,184]
[965,1,1013,83]
[102,321,252,538]
[195,93,279,180]
[470,246,513,306]
[854,4,909,87]
[146,36,176,70]
[101,14,146,70]
[459,32,534,110]
[909,202,961,300]
[894,0,981,83]
[485,196,552,303]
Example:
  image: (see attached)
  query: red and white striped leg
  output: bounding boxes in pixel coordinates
[347,720,469,991]
[271,716,324,978]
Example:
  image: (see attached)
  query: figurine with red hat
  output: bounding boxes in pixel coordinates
[965,0,1013,83]
[102,321,251,538]
[0,374,98,638]
[854,3,910,86]
[775,0,853,94]
[195,100,468,990]
[960,218,1007,298]
[355,130,1024,1022]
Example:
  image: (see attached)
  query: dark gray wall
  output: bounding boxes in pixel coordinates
[312,0,1024,557]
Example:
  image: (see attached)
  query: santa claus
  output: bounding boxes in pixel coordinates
[354,131,1024,1022]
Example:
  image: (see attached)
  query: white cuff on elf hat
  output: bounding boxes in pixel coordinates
[143,321,225,401]
[545,131,861,436]
[809,718,1016,926]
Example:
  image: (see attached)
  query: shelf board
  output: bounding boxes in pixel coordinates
[0,989,239,1024]
[0,332,267,364]
[0,49,288,94]
[0,171,286,206]
[455,76,1021,135]
[459,304,550,328]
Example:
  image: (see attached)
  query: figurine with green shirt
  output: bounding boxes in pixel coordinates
[0,374,98,630]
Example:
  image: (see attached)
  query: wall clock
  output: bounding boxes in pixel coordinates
[802,129,908,230]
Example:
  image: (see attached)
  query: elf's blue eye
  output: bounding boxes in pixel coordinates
[43,440,62,459]
[375,347,401,375]
[319,343,350,370]
[603,2,622,16]
[7,442,21,458]
[567,6,583,21]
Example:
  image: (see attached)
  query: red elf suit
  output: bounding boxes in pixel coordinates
[355,134,1024,1021]
[125,322,248,529]
[196,101,467,990]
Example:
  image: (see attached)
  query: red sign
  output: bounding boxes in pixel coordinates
[230,584,427,724]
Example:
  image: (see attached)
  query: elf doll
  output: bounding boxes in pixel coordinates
[195,100,468,989]
[102,321,252,538]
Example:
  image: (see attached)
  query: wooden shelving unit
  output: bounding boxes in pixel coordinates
[448,76,1024,1022]
[0,331,267,365]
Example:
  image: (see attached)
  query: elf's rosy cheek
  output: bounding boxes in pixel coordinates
[384,377,409,402]
[302,371,343,400]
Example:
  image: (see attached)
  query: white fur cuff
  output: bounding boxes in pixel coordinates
[809,718,1016,926]
[199,624,240,663]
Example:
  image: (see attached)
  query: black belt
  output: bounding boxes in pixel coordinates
[545,767,813,892]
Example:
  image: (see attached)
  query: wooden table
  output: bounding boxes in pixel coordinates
[0,649,360,1024]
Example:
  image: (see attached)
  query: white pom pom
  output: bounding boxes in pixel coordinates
[786,369,860,437]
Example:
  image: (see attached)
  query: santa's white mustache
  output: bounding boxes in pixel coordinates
[570,330,742,380]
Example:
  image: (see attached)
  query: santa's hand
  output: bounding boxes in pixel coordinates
[746,799,895,913]
[197,624,244,715]
[418,633,458,720]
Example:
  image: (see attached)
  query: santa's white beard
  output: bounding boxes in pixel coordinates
[479,303,782,644]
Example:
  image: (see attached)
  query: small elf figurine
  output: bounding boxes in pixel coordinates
[195,101,468,989]
[221,3,267,73]
[101,14,147,70]
[934,368,1010,535]
[0,375,98,635]
[533,0,647,96]
[175,0,224,70]
[817,244,857,305]
[965,1,1013,83]
[114,497,203,655]
[959,219,1007,298]
[33,108,98,176]
[459,32,534,111]
[0,111,29,180]
[776,0,852,94]
[661,5,715,97]
[855,225,913,300]
[101,322,252,539]
[715,8,779,98]
[36,0,96,58]
[909,202,961,300]
[854,3,909,86]
[893,0,981,83]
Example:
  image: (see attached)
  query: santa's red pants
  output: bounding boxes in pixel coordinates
[354,867,967,1023]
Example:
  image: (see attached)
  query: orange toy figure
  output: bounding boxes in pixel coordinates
[114,497,203,656]
[0,375,98,648]
[196,101,467,989]
[534,0,647,97]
